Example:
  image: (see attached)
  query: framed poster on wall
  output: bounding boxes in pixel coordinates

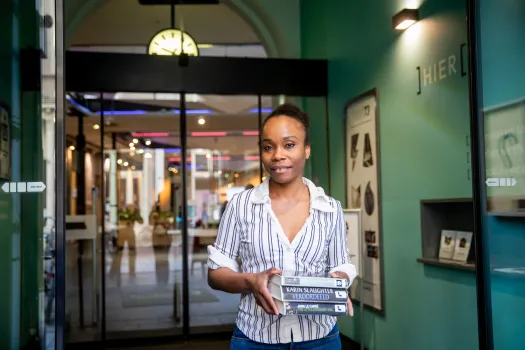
[344,88,385,314]
[0,103,11,181]
[343,209,362,301]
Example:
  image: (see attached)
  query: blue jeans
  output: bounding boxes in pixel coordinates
[230,325,341,349]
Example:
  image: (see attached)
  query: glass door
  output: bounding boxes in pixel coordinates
[472,0,525,349]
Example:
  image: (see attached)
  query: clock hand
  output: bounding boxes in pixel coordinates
[162,47,175,54]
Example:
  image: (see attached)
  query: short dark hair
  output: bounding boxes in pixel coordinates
[262,103,310,145]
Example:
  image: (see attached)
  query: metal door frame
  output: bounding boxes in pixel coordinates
[55,30,329,350]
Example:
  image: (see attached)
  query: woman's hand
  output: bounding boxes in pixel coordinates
[247,267,282,315]
[330,272,354,317]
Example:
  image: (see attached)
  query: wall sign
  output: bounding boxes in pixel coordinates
[416,43,467,95]
[344,88,385,314]
[0,103,11,181]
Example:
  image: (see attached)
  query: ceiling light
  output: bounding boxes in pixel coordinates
[131,166,136,170]
[137,149,144,154]
[123,162,129,166]
[93,124,100,130]
[145,140,152,146]
[69,145,75,151]
[198,117,206,125]
[392,8,419,30]
[129,142,134,147]
[133,138,139,144]
[117,159,123,164]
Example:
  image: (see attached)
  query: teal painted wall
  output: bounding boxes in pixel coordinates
[301,0,478,349]
[477,1,525,349]
[0,1,43,348]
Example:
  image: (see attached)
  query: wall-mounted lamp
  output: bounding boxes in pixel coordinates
[392,8,419,30]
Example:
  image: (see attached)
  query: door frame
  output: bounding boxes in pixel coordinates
[58,51,330,346]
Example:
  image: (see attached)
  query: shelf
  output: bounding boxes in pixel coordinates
[417,257,475,272]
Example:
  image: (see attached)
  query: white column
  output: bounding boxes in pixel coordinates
[43,113,55,220]
[108,150,118,229]
[125,169,134,205]
[140,152,154,225]
[190,150,196,201]
[154,148,165,199]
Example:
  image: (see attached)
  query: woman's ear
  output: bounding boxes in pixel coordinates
[305,145,311,160]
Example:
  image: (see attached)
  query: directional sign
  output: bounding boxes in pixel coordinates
[1,182,46,193]
[485,178,517,187]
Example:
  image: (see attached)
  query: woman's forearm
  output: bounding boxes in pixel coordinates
[208,267,255,294]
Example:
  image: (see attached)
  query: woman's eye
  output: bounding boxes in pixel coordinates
[263,145,273,151]
[285,143,295,148]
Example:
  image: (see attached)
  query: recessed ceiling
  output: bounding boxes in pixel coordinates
[71,0,260,46]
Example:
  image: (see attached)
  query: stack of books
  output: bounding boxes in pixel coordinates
[268,275,350,316]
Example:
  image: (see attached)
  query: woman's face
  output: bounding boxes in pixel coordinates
[261,115,310,184]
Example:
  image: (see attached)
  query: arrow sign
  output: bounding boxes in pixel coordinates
[486,178,517,187]
[1,182,46,193]
[27,182,46,192]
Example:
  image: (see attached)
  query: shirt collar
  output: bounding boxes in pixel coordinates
[250,177,336,212]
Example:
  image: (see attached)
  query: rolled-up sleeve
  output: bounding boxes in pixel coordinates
[207,194,241,273]
[327,200,357,285]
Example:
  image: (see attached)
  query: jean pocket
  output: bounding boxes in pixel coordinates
[232,327,249,340]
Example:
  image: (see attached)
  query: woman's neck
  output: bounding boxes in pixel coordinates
[269,176,308,200]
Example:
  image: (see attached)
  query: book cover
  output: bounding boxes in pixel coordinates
[438,230,457,260]
[452,231,473,262]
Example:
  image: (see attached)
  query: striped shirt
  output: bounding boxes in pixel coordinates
[207,177,357,344]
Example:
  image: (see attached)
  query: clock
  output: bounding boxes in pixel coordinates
[148,28,199,56]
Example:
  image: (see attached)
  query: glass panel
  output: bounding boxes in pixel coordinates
[186,94,264,331]
[477,1,525,349]
[63,92,186,343]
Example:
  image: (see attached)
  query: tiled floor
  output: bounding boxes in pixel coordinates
[60,225,238,343]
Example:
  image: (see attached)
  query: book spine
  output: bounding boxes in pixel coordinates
[281,277,349,289]
[283,302,347,316]
[281,286,348,302]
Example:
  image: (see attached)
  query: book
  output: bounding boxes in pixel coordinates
[269,274,350,289]
[452,231,473,262]
[438,230,457,260]
[273,300,348,316]
[268,282,348,303]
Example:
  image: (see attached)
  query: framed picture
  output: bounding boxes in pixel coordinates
[344,88,385,314]
[0,102,11,181]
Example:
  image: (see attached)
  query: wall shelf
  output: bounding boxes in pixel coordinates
[419,198,476,272]
[417,257,475,272]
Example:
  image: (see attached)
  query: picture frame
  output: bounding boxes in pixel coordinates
[343,88,385,315]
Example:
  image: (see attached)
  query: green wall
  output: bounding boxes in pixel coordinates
[0,1,43,348]
[301,0,478,349]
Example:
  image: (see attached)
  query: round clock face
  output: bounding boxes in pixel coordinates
[148,28,199,56]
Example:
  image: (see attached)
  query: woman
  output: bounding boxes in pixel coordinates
[207,103,356,349]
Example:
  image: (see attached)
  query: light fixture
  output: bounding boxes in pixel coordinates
[93,124,100,130]
[117,159,123,164]
[69,145,75,151]
[129,142,134,147]
[392,8,419,30]
[133,138,139,144]
[198,117,206,125]
[123,162,129,167]
[145,140,152,146]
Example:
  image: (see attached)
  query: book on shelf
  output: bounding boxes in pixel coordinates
[452,231,472,263]
[438,230,457,260]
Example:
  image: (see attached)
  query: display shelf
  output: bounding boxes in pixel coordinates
[417,257,475,272]
[419,198,476,271]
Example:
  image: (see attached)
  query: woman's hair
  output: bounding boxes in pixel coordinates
[262,103,310,145]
